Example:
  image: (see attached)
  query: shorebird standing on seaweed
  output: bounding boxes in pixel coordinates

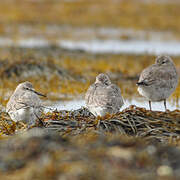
[137,55,178,111]
[6,81,46,126]
[85,73,124,117]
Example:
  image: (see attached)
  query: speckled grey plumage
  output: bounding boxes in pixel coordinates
[137,55,178,111]
[6,81,45,126]
[85,73,124,117]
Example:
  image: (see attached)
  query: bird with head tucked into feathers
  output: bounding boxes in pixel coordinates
[137,55,178,111]
[85,73,124,117]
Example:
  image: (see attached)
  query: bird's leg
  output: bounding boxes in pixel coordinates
[164,99,167,111]
[149,101,152,111]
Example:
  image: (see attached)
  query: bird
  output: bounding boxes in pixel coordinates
[137,55,178,111]
[85,73,124,117]
[6,81,46,126]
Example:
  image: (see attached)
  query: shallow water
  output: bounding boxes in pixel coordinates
[1,37,180,56]
[47,98,179,113]
[59,40,180,56]
[0,26,180,56]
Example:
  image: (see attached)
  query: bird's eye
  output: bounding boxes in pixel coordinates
[161,60,166,64]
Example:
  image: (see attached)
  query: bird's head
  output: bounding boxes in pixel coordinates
[95,73,111,85]
[16,81,46,97]
[155,55,173,66]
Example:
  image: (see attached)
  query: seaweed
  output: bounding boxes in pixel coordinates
[42,106,180,145]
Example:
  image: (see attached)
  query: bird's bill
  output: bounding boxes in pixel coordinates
[30,89,46,97]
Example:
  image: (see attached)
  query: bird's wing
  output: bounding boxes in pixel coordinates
[85,83,107,107]
[7,91,41,112]
[106,84,124,109]
[138,65,160,86]
[85,84,95,105]
[138,64,177,87]
[85,83,123,109]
